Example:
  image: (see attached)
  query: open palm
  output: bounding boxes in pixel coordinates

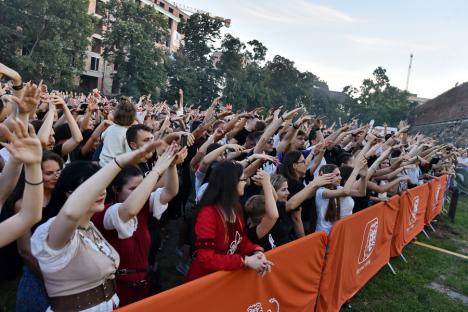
[0,120,42,164]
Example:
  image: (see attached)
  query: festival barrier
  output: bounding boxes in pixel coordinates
[390,183,430,257]
[316,195,400,312]
[121,179,447,312]
[425,175,448,225]
[119,231,328,312]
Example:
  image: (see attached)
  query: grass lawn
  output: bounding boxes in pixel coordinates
[351,194,468,311]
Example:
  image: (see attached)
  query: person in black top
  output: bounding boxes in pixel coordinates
[279,150,313,234]
[245,170,287,251]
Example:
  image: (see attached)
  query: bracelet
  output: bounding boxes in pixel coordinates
[12,84,23,91]
[114,158,124,169]
[25,179,43,186]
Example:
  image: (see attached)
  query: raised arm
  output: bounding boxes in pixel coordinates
[37,102,56,146]
[0,120,43,247]
[253,109,282,154]
[159,147,187,203]
[251,171,278,239]
[286,174,335,211]
[118,145,177,222]
[322,156,367,199]
[47,140,159,250]
[50,95,83,156]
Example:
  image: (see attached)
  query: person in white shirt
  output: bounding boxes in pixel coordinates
[99,99,136,167]
[315,157,367,235]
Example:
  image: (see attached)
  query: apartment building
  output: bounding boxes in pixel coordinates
[82,0,189,95]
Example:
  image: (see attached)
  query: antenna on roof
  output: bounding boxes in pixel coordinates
[405,53,414,91]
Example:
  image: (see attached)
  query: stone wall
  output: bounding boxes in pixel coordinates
[410,82,468,126]
[410,119,468,147]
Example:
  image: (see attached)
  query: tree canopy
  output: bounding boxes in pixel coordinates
[0,0,95,90]
[342,67,416,125]
[102,0,168,98]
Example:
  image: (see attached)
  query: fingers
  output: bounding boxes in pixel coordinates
[28,124,37,138]
[0,124,14,142]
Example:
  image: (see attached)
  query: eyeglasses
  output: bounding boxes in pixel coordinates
[44,170,61,177]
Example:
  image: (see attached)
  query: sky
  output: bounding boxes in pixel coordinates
[181,0,468,99]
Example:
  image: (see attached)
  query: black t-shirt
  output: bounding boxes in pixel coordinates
[287,177,317,233]
[234,128,251,145]
[247,202,293,251]
[353,194,371,213]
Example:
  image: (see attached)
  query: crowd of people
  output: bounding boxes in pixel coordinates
[0,62,463,311]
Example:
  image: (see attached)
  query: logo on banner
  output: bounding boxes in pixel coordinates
[358,218,379,265]
[246,298,280,312]
[408,195,420,229]
[432,185,441,211]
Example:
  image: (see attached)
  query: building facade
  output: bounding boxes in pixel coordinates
[82,0,189,95]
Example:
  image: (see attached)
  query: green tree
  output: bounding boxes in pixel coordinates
[216,34,274,111]
[0,0,95,89]
[342,67,416,125]
[165,13,224,106]
[102,0,168,98]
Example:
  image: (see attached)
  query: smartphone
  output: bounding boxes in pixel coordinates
[180,134,188,148]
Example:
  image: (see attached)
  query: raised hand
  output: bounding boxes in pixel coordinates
[251,153,280,166]
[0,119,42,164]
[172,146,188,166]
[281,107,302,121]
[225,144,244,153]
[311,173,336,187]
[50,94,67,109]
[354,154,368,170]
[153,143,178,173]
[18,81,42,114]
[251,169,271,187]
[116,139,161,167]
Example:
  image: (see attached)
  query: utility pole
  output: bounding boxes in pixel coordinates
[405,53,413,91]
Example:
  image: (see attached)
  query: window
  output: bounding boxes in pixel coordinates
[169,7,173,13]
[91,38,102,54]
[95,0,105,16]
[95,22,103,35]
[168,18,173,29]
[90,57,100,71]
[111,81,120,94]
[159,2,165,9]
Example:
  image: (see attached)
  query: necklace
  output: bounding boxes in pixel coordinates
[78,224,118,270]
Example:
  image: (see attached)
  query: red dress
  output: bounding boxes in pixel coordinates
[92,202,152,306]
[185,205,263,282]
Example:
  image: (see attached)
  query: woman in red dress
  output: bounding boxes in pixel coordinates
[186,161,273,282]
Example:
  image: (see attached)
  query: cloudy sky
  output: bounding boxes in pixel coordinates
[182,0,467,99]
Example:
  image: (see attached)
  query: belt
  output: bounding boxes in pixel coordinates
[49,279,116,312]
[116,268,148,275]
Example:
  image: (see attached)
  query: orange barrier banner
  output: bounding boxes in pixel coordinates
[390,183,430,257]
[119,231,328,312]
[317,196,400,312]
[425,176,448,224]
